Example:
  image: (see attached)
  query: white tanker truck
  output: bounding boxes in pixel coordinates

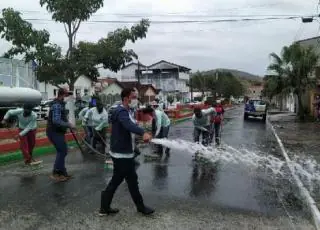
[0,87,42,128]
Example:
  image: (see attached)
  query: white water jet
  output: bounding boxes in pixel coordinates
[151,138,320,194]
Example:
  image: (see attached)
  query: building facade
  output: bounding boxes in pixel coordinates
[0,57,37,89]
[120,60,191,101]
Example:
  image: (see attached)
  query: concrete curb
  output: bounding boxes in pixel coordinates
[0,141,78,166]
[268,119,320,230]
[0,117,192,165]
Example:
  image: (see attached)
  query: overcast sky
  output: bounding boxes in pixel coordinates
[0,0,319,77]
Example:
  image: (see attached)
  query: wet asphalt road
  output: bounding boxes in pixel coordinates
[0,107,315,229]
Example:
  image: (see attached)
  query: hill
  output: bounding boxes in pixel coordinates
[201,68,263,82]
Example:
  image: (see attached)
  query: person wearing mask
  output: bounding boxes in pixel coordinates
[99,88,154,216]
[85,100,108,154]
[47,88,76,182]
[1,104,40,165]
[78,102,94,143]
[192,107,216,146]
[210,100,224,146]
[151,101,171,157]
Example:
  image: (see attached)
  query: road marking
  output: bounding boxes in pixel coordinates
[268,119,320,230]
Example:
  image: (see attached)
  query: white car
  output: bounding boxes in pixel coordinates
[244,99,267,122]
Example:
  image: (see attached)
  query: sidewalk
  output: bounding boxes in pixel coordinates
[268,113,320,161]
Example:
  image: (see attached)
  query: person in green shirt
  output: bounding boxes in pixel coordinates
[1,104,40,165]
[145,101,171,158]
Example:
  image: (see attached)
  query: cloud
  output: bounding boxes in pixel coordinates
[0,0,319,76]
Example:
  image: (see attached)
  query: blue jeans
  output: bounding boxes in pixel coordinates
[85,126,93,144]
[47,130,68,174]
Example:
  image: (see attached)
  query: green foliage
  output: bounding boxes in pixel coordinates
[175,94,182,101]
[39,0,104,23]
[266,43,319,119]
[0,8,51,61]
[95,19,150,72]
[167,95,174,104]
[190,70,245,98]
[0,3,150,90]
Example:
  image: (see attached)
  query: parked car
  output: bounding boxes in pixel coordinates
[244,99,267,123]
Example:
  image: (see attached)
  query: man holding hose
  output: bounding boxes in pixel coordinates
[99,88,154,216]
[192,107,216,146]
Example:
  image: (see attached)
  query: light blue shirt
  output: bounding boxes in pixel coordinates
[192,108,216,127]
[4,108,37,136]
[155,109,171,136]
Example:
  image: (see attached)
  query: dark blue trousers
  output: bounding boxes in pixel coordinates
[47,130,68,174]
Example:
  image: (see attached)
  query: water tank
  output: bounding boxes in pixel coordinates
[0,87,42,107]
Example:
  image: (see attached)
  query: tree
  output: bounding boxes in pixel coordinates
[167,95,174,104]
[0,5,150,90]
[190,70,244,100]
[0,8,58,62]
[215,72,244,98]
[39,0,104,57]
[267,43,319,119]
[190,71,207,96]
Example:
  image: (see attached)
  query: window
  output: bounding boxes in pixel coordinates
[253,90,256,93]
[75,88,81,95]
[54,89,57,97]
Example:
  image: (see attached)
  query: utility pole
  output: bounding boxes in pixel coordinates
[137,60,141,84]
[190,77,193,101]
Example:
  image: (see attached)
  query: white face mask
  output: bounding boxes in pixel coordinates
[129,99,138,108]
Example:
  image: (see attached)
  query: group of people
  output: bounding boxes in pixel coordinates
[0,87,225,217]
[192,100,224,147]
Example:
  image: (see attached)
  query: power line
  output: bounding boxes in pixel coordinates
[17,10,309,18]
[24,16,304,24]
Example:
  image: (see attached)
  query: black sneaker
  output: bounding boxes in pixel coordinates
[137,206,155,215]
[98,208,119,217]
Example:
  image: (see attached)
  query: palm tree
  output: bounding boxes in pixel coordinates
[267,43,319,119]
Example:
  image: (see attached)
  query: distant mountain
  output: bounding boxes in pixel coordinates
[201,68,263,82]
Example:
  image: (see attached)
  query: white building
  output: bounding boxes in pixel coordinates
[0,57,37,89]
[120,60,191,101]
[38,75,94,100]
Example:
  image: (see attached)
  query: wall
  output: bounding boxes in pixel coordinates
[100,83,122,106]
[0,58,37,89]
[121,64,138,81]
[145,87,155,97]
[102,83,122,95]
[38,76,93,100]
[247,85,263,99]
[38,82,58,100]
[74,76,94,96]
[179,72,190,81]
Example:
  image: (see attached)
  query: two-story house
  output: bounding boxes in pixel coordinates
[120,60,191,102]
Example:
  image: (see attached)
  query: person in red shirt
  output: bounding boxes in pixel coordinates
[209,100,224,146]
